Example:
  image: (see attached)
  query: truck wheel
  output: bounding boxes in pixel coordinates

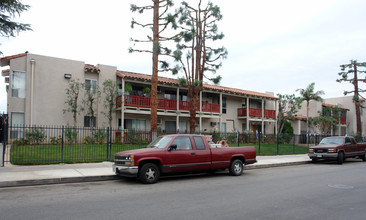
[337,152,344,165]
[229,159,244,176]
[311,158,318,163]
[362,151,366,162]
[139,163,160,184]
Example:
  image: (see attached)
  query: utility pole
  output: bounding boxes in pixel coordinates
[337,60,366,135]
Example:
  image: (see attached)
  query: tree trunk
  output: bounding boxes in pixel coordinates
[306,102,309,144]
[150,0,159,136]
[189,87,199,133]
[353,63,362,134]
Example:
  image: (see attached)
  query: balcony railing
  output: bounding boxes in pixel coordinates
[117,95,219,113]
[237,108,276,118]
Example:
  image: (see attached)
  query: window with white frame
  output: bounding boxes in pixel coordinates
[11,71,26,98]
[85,79,97,92]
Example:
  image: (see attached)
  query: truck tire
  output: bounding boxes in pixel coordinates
[337,152,344,165]
[139,163,160,184]
[362,151,366,162]
[229,159,244,176]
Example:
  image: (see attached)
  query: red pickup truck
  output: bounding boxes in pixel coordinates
[308,136,366,164]
[113,134,257,183]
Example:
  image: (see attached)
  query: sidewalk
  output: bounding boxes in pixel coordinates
[0,154,311,188]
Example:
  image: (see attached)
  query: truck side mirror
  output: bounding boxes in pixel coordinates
[168,144,177,151]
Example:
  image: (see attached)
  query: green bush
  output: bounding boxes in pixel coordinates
[93,130,107,144]
[12,138,29,146]
[84,136,95,144]
[50,136,62,145]
[226,133,238,144]
[65,127,78,144]
[25,128,46,144]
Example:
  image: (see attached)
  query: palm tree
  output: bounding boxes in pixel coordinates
[297,82,325,144]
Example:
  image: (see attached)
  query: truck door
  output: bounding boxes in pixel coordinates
[164,136,197,172]
[192,136,211,170]
[344,137,357,156]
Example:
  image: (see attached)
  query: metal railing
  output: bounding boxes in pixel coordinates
[3,123,363,165]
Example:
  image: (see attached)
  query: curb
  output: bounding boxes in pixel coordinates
[0,161,311,188]
[0,175,119,188]
[246,161,310,170]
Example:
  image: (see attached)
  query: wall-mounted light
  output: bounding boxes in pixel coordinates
[64,73,72,79]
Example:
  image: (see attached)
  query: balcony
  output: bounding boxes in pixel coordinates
[237,108,276,118]
[117,95,220,113]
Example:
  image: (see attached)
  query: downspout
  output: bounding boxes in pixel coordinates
[30,59,35,125]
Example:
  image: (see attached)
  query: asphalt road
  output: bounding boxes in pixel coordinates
[1,160,365,220]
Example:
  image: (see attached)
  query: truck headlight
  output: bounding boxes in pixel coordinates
[308,149,314,153]
[328,148,337,153]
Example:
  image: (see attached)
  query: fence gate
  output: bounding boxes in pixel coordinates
[1,114,9,166]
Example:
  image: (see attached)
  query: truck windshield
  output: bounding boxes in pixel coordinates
[147,136,174,149]
[319,137,344,145]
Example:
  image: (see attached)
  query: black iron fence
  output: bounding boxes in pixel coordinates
[2,123,363,165]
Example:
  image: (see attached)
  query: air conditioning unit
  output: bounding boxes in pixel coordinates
[157,119,162,125]
[210,122,217,127]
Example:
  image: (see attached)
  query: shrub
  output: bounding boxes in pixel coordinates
[84,136,95,144]
[25,128,46,144]
[12,138,29,146]
[226,133,237,144]
[93,130,107,144]
[65,127,78,144]
[50,136,62,145]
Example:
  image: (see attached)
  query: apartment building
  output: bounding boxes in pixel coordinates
[291,98,359,136]
[1,52,279,134]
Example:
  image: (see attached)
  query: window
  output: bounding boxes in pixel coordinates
[164,90,176,100]
[193,136,205,150]
[250,100,262,109]
[179,92,188,101]
[85,79,97,92]
[11,112,24,125]
[222,97,227,114]
[179,121,187,133]
[220,122,227,133]
[242,99,246,108]
[84,116,96,127]
[11,71,26,98]
[10,112,24,139]
[165,121,176,133]
[171,136,192,150]
[125,119,146,131]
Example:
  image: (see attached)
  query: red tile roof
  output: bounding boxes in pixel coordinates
[117,71,278,100]
[322,103,349,111]
[84,64,100,73]
[1,53,28,66]
[0,53,27,62]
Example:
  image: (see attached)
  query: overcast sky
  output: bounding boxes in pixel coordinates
[1,0,366,113]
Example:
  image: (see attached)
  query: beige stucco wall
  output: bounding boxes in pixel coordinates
[7,53,117,127]
[325,96,366,135]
